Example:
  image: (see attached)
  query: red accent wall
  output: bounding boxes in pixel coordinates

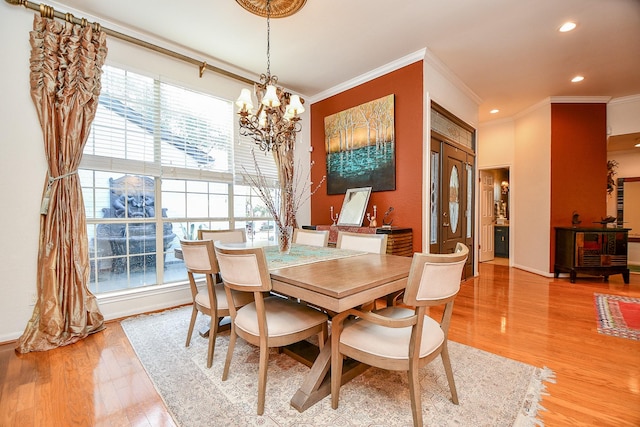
[309,62,424,253]
[550,103,607,270]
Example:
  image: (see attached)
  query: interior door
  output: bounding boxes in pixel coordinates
[479,170,495,262]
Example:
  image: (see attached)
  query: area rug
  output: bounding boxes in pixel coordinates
[121,307,555,427]
[594,293,640,340]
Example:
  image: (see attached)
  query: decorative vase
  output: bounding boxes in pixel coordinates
[277,225,293,254]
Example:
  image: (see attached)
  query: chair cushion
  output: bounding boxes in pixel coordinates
[235,296,327,337]
[195,284,253,310]
[340,307,444,360]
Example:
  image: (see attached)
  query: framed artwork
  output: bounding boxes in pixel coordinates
[324,94,395,195]
[337,187,372,226]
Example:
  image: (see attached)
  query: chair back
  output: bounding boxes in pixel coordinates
[403,243,469,306]
[180,239,218,274]
[292,228,330,247]
[214,242,272,293]
[336,231,388,254]
[198,228,246,243]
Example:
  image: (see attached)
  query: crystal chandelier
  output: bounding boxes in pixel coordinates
[235,0,305,152]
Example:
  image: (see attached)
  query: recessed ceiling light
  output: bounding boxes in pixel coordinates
[559,22,577,32]
[571,75,584,83]
[490,109,499,114]
[635,143,640,148]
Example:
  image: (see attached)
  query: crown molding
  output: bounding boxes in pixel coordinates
[608,94,640,105]
[513,96,615,120]
[308,49,426,104]
[549,96,611,104]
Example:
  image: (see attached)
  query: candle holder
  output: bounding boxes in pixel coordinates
[367,205,377,227]
[330,206,339,225]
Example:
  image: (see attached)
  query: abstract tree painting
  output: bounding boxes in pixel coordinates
[324,94,395,194]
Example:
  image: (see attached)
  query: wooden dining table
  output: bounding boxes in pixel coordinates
[267,244,412,412]
[176,242,413,412]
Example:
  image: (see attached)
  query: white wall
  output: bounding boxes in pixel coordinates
[608,95,640,137]
[422,50,481,257]
[513,103,552,276]
[477,120,515,169]
[606,95,640,266]
[477,103,553,276]
[0,3,312,342]
[0,6,45,342]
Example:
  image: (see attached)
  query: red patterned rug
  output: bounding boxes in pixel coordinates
[594,293,640,341]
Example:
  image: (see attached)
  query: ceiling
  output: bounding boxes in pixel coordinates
[609,132,640,152]
[47,0,640,124]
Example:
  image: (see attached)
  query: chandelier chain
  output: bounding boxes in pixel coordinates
[236,0,304,152]
[266,0,271,78]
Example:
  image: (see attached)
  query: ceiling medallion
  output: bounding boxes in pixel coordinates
[235,0,307,18]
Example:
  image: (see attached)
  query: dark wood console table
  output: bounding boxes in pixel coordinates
[303,225,413,257]
[554,226,630,284]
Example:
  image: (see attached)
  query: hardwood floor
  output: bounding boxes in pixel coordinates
[1,264,638,426]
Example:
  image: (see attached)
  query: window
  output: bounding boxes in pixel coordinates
[81,65,277,294]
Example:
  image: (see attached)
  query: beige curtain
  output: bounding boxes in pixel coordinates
[16,15,108,353]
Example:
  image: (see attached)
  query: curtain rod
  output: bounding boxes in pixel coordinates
[5,0,256,86]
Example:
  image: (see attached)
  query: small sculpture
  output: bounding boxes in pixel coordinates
[382,206,394,228]
[572,211,581,227]
[598,216,617,227]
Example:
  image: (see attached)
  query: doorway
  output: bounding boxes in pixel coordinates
[430,136,475,278]
[479,167,510,264]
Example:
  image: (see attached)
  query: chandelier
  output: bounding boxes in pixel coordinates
[235,0,305,152]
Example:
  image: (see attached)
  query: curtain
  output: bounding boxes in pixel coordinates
[16,15,108,353]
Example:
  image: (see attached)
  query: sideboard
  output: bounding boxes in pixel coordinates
[554,226,630,284]
[303,225,413,257]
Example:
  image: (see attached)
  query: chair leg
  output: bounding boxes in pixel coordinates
[185,306,198,347]
[257,343,269,415]
[222,324,237,381]
[206,315,219,368]
[317,323,328,351]
[440,342,459,404]
[330,344,343,409]
[407,364,423,427]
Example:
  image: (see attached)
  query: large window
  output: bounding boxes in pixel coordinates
[81,65,277,294]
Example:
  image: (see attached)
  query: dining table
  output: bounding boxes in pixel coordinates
[175,242,413,412]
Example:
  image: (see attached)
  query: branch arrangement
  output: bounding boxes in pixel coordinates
[242,149,325,231]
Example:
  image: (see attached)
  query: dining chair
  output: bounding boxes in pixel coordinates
[337,231,389,310]
[214,241,329,415]
[198,228,247,243]
[330,243,469,427]
[336,231,388,254]
[292,228,330,247]
[180,239,253,368]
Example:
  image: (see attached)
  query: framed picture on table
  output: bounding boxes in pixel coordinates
[337,187,371,226]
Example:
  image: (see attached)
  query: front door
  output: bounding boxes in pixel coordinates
[434,140,474,278]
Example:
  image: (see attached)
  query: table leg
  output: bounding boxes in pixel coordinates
[198,316,230,338]
[290,340,369,412]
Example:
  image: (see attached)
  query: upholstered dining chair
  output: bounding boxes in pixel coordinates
[198,228,246,243]
[180,239,253,368]
[330,243,469,427]
[214,242,329,415]
[336,231,388,254]
[292,228,330,247]
[337,231,389,310]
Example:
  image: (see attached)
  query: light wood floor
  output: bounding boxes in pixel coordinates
[1,264,639,426]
